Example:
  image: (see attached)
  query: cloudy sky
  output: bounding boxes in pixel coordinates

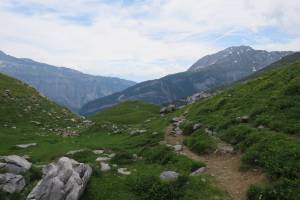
[0,0,300,82]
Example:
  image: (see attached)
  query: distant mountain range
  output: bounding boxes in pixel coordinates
[80,46,293,115]
[0,51,135,112]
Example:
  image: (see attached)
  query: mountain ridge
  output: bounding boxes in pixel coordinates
[80,46,293,115]
[0,51,136,112]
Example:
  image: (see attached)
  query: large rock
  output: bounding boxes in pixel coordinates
[160,171,179,181]
[27,157,92,200]
[160,105,176,115]
[0,173,26,193]
[0,155,32,174]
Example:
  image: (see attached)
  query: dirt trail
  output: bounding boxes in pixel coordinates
[165,125,266,200]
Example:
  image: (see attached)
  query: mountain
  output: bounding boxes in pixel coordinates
[0,51,135,112]
[80,46,293,115]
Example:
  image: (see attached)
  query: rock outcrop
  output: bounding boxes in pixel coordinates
[0,173,26,193]
[0,155,32,174]
[27,157,92,200]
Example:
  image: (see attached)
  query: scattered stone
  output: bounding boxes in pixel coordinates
[193,123,202,131]
[0,173,26,193]
[174,127,183,135]
[258,125,265,129]
[237,116,249,123]
[174,145,183,152]
[27,157,92,200]
[93,150,104,155]
[100,163,111,172]
[117,168,131,175]
[16,143,37,149]
[96,157,111,162]
[160,171,179,181]
[190,167,207,176]
[0,155,32,174]
[152,132,159,135]
[108,153,116,158]
[160,104,176,115]
[66,149,86,155]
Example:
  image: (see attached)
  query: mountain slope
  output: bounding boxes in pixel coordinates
[80,46,292,115]
[180,52,300,199]
[0,51,135,112]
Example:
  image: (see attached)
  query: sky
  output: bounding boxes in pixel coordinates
[0,0,300,82]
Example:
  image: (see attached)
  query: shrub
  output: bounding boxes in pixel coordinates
[143,146,175,165]
[127,175,189,200]
[247,185,264,200]
[110,151,134,165]
[180,120,195,135]
[185,133,217,154]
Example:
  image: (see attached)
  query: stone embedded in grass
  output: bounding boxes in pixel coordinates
[0,155,32,174]
[16,143,37,149]
[27,157,92,200]
[117,168,131,175]
[93,150,104,155]
[160,171,179,181]
[174,145,183,152]
[193,123,202,131]
[96,157,111,162]
[190,167,207,176]
[108,153,116,158]
[100,162,111,172]
[0,173,26,193]
[66,149,86,155]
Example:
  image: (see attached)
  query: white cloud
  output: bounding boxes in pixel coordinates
[0,0,299,81]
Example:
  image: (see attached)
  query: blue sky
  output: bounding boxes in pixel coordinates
[0,0,300,82]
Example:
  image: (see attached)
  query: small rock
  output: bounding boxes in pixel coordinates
[160,171,179,181]
[66,149,86,155]
[117,168,131,175]
[193,123,202,131]
[0,173,26,193]
[93,150,104,155]
[174,145,183,152]
[190,167,207,176]
[16,143,37,149]
[100,163,111,172]
[96,157,111,162]
[152,132,159,135]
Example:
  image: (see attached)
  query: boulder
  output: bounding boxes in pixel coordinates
[100,163,111,172]
[27,157,92,200]
[0,173,26,193]
[117,168,131,175]
[16,143,37,149]
[160,171,179,181]
[0,155,32,174]
[190,167,207,176]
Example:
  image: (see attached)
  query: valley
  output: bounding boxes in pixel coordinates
[0,52,299,200]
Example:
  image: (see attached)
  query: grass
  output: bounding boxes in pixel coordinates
[0,74,227,200]
[181,54,300,199]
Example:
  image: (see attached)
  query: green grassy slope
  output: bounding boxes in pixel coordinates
[0,75,228,200]
[182,54,300,199]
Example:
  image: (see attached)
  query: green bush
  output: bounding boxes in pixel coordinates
[185,133,217,154]
[180,120,195,135]
[247,185,264,200]
[143,146,176,165]
[127,175,189,200]
[110,151,134,165]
